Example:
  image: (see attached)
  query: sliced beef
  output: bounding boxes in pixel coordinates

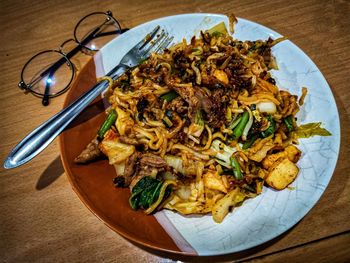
[113,151,140,188]
[118,136,140,145]
[139,153,167,168]
[74,136,102,164]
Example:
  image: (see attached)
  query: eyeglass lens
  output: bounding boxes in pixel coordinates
[20,11,122,103]
[22,50,73,97]
[74,12,121,51]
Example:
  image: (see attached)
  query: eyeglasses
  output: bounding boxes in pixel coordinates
[18,11,128,106]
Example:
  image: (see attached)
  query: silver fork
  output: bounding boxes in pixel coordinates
[4,26,174,169]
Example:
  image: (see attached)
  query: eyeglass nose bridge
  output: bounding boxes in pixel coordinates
[18,80,29,90]
[59,38,77,55]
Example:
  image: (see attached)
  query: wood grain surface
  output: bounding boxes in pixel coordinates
[1,0,349,262]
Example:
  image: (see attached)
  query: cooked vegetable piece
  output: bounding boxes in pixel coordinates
[212,187,246,223]
[242,134,259,149]
[295,122,332,138]
[99,130,135,164]
[162,116,173,128]
[207,22,228,37]
[211,140,237,165]
[248,138,274,162]
[145,180,176,214]
[256,101,276,114]
[232,111,249,138]
[129,194,140,210]
[98,109,117,139]
[161,90,179,102]
[284,115,294,132]
[228,115,242,130]
[188,110,204,137]
[260,115,276,138]
[242,108,253,141]
[132,176,156,195]
[130,176,162,210]
[230,156,243,180]
[203,171,227,193]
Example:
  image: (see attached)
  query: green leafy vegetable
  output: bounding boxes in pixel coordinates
[284,115,294,132]
[129,194,140,210]
[260,115,276,138]
[129,176,163,210]
[295,122,332,138]
[242,134,259,149]
[98,109,117,139]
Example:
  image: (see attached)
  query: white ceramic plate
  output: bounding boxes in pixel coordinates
[93,13,340,255]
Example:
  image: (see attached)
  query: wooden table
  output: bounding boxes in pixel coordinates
[1,0,349,262]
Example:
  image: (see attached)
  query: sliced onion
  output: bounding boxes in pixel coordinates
[242,107,253,141]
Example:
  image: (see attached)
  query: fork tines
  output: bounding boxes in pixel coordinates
[141,26,173,56]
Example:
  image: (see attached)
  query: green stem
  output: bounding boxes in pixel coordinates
[230,156,243,180]
[161,90,178,102]
[98,109,117,139]
[232,111,249,138]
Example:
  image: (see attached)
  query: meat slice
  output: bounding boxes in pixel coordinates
[124,152,140,178]
[139,153,167,168]
[118,136,140,145]
[172,84,199,110]
[129,153,168,191]
[194,88,225,128]
[115,153,168,189]
[74,136,102,164]
[113,151,140,187]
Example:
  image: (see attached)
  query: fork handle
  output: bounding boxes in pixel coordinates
[4,64,127,169]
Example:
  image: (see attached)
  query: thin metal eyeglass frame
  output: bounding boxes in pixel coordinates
[18,11,127,106]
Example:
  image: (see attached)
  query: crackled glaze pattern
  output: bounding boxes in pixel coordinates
[96,14,340,256]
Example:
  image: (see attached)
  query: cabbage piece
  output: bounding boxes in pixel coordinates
[115,107,134,136]
[212,187,247,223]
[100,130,135,164]
[203,171,227,193]
[211,139,237,165]
[207,22,228,37]
[164,155,196,176]
[295,122,332,138]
